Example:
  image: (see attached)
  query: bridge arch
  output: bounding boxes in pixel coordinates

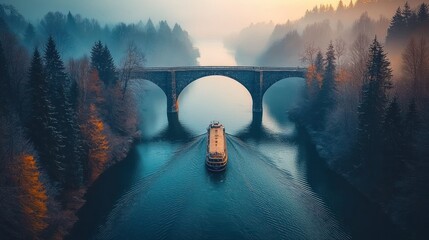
[175,72,254,97]
[129,66,306,115]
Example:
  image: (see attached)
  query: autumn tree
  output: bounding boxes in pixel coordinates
[82,104,110,182]
[15,154,49,237]
[0,116,49,239]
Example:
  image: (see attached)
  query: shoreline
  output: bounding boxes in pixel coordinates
[56,134,138,239]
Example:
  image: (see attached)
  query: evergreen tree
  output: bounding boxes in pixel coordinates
[27,49,50,163]
[43,37,67,184]
[387,7,405,43]
[357,37,392,165]
[383,97,404,161]
[44,37,83,188]
[306,51,324,127]
[90,41,104,75]
[402,2,413,24]
[381,97,404,196]
[315,50,324,76]
[315,42,336,129]
[417,3,429,23]
[0,41,10,115]
[90,41,116,86]
[404,99,420,153]
[337,0,345,11]
[24,23,36,48]
[102,45,116,86]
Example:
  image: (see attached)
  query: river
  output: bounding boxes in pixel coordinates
[68,42,404,240]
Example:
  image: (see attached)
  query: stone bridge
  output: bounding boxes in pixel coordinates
[130,66,306,114]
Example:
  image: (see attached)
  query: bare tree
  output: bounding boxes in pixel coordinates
[300,42,319,66]
[402,37,429,102]
[68,56,91,107]
[349,33,370,88]
[335,38,347,69]
[120,41,145,98]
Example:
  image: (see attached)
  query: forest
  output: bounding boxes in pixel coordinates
[0,4,199,66]
[228,0,429,237]
[225,0,425,67]
[0,4,200,239]
[286,1,428,238]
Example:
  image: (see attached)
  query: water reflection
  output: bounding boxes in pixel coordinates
[152,113,194,141]
[68,76,404,240]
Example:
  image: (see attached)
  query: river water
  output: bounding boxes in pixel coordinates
[68,43,404,240]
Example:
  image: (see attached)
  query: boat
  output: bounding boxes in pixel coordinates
[206,121,228,171]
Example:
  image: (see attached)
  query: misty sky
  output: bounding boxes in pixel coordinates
[2,0,338,40]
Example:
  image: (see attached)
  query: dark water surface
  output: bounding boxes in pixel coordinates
[69,77,403,240]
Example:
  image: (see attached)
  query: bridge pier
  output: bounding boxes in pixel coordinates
[166,71,179,113]
[135,66,306,116]
[252,70,263,113]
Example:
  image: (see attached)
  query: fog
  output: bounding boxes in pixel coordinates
[1,0,339,40]
[225,0,425,67]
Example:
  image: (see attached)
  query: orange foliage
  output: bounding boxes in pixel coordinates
[82,104,110,182]
[16,154,48,236]
[306,65,317,87]
[306,64,322,97]
[87,70,105,106]
[336,68,351,85]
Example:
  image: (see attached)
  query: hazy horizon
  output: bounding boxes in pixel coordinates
[0,0,339,40]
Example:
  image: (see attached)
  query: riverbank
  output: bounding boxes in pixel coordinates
[54,132,138,239]
[292,120,412,238]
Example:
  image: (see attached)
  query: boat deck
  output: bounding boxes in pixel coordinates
[208,127,225,155]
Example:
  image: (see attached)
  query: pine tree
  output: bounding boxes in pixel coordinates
[348,0,354,9]
[402,2,413,25]
[90,41,104,76]
[90,41,116,86]
[383,97,404,160]
[44,37,83,188]
[381,97,404,196]
[315,42,336,129]
[27,49,50,162]
[404,99,420,153]
[102,45,116,86]
[337,0,345,11]
[24,23,36,49]
[387,7,405,43]
[417,3,429,23]
[43,37,67,184]
[0,41,10,115]
[357,37,392,165]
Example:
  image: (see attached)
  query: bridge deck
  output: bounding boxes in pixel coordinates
[137,66,306,72]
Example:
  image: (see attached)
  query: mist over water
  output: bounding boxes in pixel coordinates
[69,44,403,240]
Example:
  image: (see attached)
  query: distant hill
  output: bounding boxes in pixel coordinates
[0,4,200,66]
[225,0,424,66]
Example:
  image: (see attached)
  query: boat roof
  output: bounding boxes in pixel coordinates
[209,126,225,155]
